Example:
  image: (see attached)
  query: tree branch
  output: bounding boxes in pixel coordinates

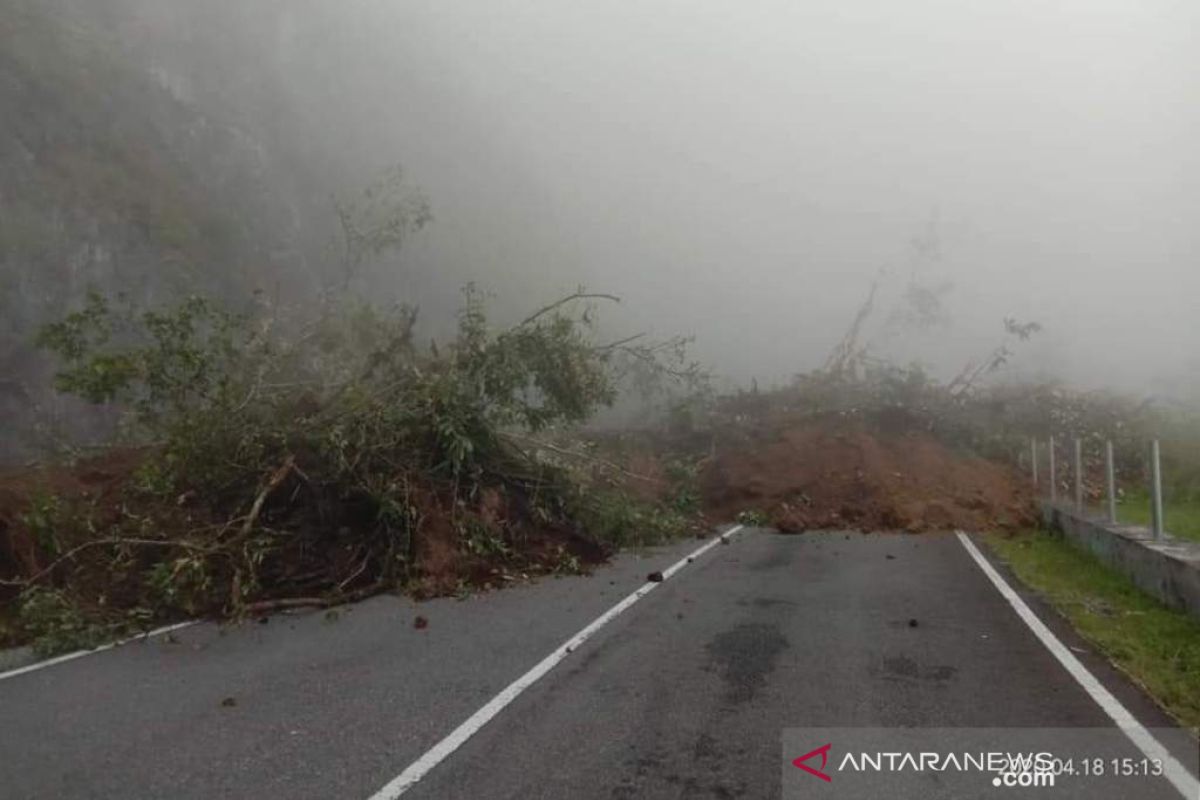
[519,292,620,327]
[225,455,296,547]
[593,333,646,352]
[2,538,214,589]
[500,432,659,484]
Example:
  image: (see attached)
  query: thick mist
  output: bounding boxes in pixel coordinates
[13,0,1200,397]
[258,0,1197,396]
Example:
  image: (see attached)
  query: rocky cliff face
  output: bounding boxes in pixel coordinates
[0,0,334,460]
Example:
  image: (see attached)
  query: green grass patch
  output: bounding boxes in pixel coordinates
[986,529,1200,729]
[1119,491,1200,543]
[577,490,693,550]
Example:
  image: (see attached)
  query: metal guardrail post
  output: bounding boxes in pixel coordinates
[1048,436,1057,503]
[1074,438,1084,512]
[1151,439,1164,540]
[1031,438,1038,488]
[1105,440,1117,524]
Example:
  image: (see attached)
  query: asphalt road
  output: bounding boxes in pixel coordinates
[1,530,1195,799]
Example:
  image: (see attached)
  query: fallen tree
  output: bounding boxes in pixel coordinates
[0,286,706,654]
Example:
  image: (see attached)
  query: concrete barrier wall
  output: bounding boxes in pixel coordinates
[1042,503,1200,620]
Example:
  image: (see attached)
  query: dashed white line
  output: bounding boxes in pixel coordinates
[0,620,199,682]
[956,530,1199,800]
[366,524,746,800]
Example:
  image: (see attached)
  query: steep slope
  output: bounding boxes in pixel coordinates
[0,0,327,460]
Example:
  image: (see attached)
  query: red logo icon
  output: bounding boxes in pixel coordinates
[792,743,833,782]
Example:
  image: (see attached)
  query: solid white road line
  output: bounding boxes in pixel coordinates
[0,620,199,682]
[366,524,747,800]
[956,531,1200,800]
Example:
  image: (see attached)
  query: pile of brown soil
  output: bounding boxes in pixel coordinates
[0,448,610,616]
[700,416,1036,533]
[0,449,148,589]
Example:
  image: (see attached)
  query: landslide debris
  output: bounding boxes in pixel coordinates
[701,415,1036,533]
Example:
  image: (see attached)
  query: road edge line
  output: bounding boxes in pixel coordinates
[365,524,747,800]
[956,530,1199,799]
[0,619,200,682]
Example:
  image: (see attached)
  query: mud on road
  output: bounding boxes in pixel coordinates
[701,417,1036,533]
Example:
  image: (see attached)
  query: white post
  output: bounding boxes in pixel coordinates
[1031,438,1038,489]
[1048,436,1057,504]
[1074,438,1084,513]
[1105,440,1117,524]
[1151,439,1164,540]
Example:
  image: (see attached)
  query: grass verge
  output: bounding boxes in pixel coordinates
[986,529,1200,730]
[1118,491,1200,543]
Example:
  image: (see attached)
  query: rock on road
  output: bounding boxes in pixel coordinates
[0,530,1193,799]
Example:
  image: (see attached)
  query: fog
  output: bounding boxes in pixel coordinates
[259,0,1195,396]
[21,0,1200,396]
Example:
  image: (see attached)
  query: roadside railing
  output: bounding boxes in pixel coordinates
[1029,435,1167,540]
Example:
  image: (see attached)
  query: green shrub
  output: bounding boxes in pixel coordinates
[576,490,690,549]
[17,587,113,657]
[21,284,703,627]
[735,509,769,527]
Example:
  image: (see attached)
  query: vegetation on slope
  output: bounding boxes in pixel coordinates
[0,0,336,462]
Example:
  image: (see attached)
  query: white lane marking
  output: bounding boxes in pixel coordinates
[0,620,199,682]
[366,524,747,799]
[956,531,1200,799]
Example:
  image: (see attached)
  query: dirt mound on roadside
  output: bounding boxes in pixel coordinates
[0,448,611,610]
[700,418,1036,533]
[0,449,148,588]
